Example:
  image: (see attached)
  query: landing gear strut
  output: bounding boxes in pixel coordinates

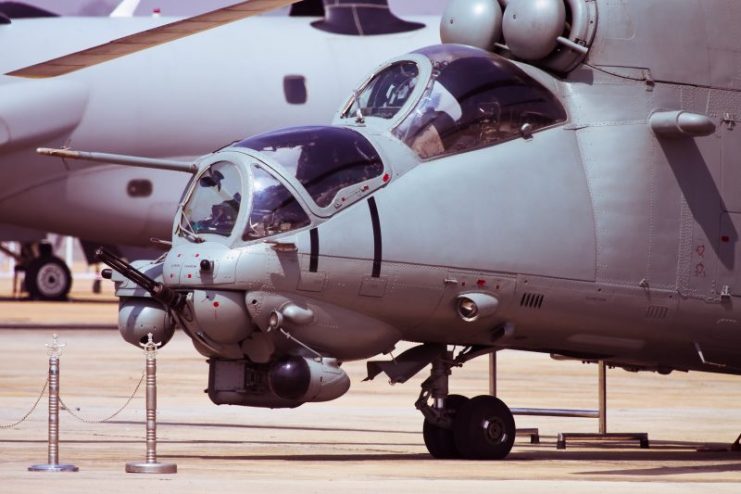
[416,346,516,460]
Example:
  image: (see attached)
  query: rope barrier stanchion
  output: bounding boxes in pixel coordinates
[28,334,79,472]
[125,333,176,474]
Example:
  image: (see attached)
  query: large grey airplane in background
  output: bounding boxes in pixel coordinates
[68,0,741,461]
[0,0,442,299]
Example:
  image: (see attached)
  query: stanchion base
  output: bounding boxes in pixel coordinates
[28,463,79,472]
[125,461,177,474]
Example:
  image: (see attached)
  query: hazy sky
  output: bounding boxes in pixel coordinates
[25,0,449,16]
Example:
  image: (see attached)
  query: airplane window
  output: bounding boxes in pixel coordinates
[283,75,307,105]
[237,126,384,208]
[393,45,567,160]
[127,179,152,197]
[341,61,419,120]
[180,161,241,239]
[243,166,311,241]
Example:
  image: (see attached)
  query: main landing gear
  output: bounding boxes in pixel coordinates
[416,348,516,460]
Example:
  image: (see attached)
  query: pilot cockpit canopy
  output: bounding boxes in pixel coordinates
[392,44,567,160]
[341,61,420,121]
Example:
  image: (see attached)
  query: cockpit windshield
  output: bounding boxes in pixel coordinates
[341,61,419,120]
[243,166,311,241]
[180,161,242,239]
[237,126,384,209]
[180,160,312,243]
[393,45,567,159]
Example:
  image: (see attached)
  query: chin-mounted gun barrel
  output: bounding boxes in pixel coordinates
[96,247,184,310]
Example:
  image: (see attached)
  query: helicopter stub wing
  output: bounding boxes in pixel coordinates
[0,77,88,151]
[7,0,299,79]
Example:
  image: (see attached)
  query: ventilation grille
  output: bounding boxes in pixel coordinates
[645,305,669,320]
[520,292,544,309]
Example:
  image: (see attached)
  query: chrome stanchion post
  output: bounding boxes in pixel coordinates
[29,334,79,472]
[126,333,177,474]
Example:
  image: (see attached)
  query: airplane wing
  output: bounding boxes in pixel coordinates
[7,0,298,78]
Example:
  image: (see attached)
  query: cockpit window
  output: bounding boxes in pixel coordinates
[180,161,241,238]
[237,126,384,208]
[243,166,311,241]
[341,61,419,120]
[393,45,567,159]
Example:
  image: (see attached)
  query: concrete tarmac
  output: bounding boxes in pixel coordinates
[1,282,740,492]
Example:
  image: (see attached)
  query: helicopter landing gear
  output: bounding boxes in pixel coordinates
[416,347,516,460]
[453,395,515,459]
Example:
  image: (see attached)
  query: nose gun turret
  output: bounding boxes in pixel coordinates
[96,247,184,310]
[97,247,183,347]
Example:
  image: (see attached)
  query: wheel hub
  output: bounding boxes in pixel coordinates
[482,418,506,444]
[37,264,66,295]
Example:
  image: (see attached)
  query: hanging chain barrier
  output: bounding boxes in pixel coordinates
[0,377,49,429]
[1,332,146,429]
[59,371,145,424]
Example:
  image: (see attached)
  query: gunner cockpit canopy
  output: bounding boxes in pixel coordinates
[237,125,384,209]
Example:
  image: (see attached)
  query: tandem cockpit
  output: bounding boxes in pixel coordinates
[176,44,567,246]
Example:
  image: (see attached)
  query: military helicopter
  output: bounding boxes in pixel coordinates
[44,0,741,460]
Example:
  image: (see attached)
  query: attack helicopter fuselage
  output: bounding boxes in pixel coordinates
[106,0,741,460]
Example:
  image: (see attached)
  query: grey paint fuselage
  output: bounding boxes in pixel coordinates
[139,0,741,377]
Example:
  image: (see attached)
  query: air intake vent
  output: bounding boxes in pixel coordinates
[645,305,669,320]
[520,292,544,309]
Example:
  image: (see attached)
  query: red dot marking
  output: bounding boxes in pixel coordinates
[213,301,220,308]
[195,253,200,257]
[382,173,390,183]
[722,235,730,242]
[477,279,486,287]
[187,274,192,279]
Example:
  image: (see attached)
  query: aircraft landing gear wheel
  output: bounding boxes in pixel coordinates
[453,395,515,460]
[25,256,72,301]
[423,394,469,459]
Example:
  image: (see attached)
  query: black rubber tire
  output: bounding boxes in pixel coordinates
[422,394,469,459]
[453,395,515,460]
[25,256,72,301]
